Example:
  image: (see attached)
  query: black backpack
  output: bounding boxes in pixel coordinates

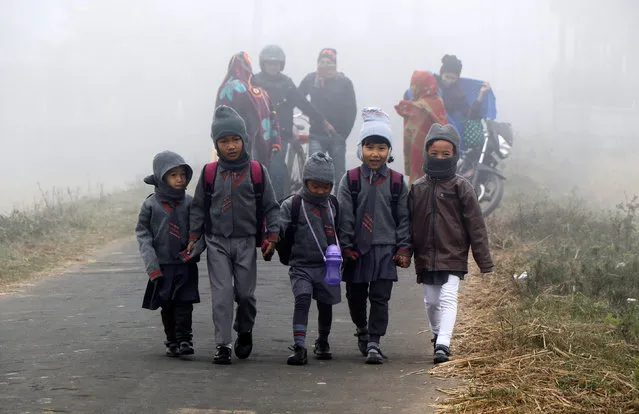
[276,194,339,265]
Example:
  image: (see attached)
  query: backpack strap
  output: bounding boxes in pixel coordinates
[389,169,404,225]
[203,162,218,233]
[249,160,265,242]
[290,194,302,232]
[328,194,339,228]
[204,162,218,195]
[346,167,360,219]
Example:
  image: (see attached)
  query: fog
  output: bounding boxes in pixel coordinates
[1,0,637,213]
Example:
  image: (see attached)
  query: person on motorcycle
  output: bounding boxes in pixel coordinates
[253,45,335,199]
[299,48,357,183]
[435,54,492,154]
[216,52,281,166]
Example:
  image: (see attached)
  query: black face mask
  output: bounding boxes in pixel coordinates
[423,154,459,179]
[301,184,330,206]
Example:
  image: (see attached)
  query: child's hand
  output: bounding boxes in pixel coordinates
[186,240,196,255]
[261,240,276,261]
[393,255,411,268]
[343,249,360,262]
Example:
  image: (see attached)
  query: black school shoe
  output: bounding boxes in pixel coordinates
[355,327,369,357]
[165,343,180,358]
[234,332,253,359]
[286,345,308,366]
[434,344,451,364]
[213,345,232,365]
[179,342,195,360]
[313,339,332,360]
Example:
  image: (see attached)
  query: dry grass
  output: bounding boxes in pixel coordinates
[428,239,639,412]
[0,185,147,287]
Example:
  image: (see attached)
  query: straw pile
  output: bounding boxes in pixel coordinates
[428,254,639,413]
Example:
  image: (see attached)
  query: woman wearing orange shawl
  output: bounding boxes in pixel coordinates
[395,71,449,184]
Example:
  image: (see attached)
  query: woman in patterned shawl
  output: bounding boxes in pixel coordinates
[216,52,281,164]
[395,71,449,185]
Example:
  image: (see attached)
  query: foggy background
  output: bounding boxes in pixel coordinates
[1,0,636,213]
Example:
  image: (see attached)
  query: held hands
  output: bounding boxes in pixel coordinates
[186,240,196,255]
[393,254,411,269]
[343,249,360,263]
[261,240,276,261]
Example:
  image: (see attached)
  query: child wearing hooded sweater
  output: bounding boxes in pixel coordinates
[279,152,341,366]
[408,123,494,364]
[136,150,204,359]
[188,105,280,365]
[337,107,412,364]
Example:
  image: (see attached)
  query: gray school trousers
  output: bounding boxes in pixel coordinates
[205,234,257,346]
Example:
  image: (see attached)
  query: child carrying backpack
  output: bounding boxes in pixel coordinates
[277,152,341,365]
[337,108,412,364]
[188,106,280,365]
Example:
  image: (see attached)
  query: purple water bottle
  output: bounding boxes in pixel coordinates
[324,244,343,286]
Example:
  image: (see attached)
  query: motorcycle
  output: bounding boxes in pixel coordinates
[457,119,514,217]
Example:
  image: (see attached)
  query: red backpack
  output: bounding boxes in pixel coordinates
[203,160,264,247]
[346,167,404,224]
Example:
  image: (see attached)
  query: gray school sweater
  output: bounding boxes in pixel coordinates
[136,194,205,278]
[337,164,412,256]
[189,163,280,241]
[279,195,339,268]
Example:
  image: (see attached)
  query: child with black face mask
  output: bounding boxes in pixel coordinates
[408,123,494,364]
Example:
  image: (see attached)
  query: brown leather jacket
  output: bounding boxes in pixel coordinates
[408,174,493,274]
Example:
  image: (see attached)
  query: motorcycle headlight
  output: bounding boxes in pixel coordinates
[498,134,512,158]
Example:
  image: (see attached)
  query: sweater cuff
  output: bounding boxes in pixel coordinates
[148,270,162,280]
[189,233,200,241]
[395,248,412,257]
[266,233,278,243]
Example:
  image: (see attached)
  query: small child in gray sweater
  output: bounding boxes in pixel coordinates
[188,106,280,365]
[337,108,412,364]
[279,152,340,366]
[136,150,204,359]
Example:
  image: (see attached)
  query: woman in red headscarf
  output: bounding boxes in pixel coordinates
[395,71,449,185]
[216,52,281,164]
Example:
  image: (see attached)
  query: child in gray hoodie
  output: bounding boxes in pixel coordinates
[279,152,340,366]
[337,108,412,364]
[188,106,280,365]
[136,150,204,359]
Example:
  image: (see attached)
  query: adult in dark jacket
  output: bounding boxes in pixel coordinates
[253,45,335,199]
[299,48,357,183]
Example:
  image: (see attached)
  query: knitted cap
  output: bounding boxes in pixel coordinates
[318,48,337,63]
[211,105,248,145]
[303,152,335,185]
[425,123,460,154]
[359,107,392,146]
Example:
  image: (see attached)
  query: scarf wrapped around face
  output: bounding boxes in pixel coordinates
[216,52,280,163]
[315,48,342,88]
[395,71,449,185]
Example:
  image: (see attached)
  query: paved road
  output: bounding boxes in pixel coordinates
[1,239,447,414]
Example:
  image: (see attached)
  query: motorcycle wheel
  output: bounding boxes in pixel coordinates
[475,171,504,217]
[285,141,306,194]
